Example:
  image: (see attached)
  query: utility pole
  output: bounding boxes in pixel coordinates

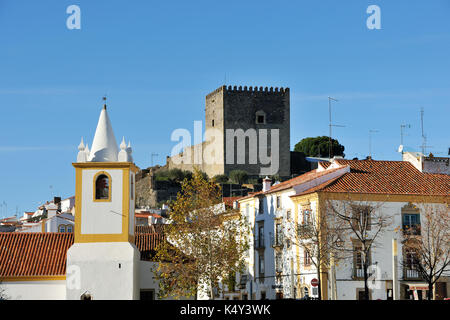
[369,130,379,158]
[328,97,344,159]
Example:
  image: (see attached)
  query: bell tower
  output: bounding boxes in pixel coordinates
[66,100,139,300]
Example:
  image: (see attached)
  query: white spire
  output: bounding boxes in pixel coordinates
[85,143,90,158]
[88,104,119,162]
[118,136,130,162]
[126,140,133,163]
[77,137,87,162]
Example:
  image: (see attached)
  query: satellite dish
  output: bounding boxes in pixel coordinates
[397,145,404,153]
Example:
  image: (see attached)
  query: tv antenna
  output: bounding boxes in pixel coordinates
[400,124,411,147]
[419,107,432,155]
[328,97,345,158]
[369,130,379,158]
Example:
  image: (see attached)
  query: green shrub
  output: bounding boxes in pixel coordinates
[212,174,229,184]
[229,170,248,185]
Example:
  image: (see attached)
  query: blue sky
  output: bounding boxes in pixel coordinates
[0,0,449,217]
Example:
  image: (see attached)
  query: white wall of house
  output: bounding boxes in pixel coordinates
[240,188,298,300]
[1,280,66,300]
[307,199,449,300]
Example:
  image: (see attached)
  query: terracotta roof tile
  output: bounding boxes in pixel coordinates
[238,166,345,201]
[0,233,73,277]
[301,159,450,196]
[0,226,167,277]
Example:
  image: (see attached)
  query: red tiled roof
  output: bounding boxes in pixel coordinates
[0,227,167,277]
[301,159,450,196]
[223,197,241,208]
[0,233,73,277]
[238,166,345,201]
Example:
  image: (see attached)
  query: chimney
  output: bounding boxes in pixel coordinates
[46,203,58,219]
[262,176,272,192]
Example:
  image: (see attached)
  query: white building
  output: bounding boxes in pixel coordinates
[0,102,189,300]
[402,151,449,175]
[238,158,449,300]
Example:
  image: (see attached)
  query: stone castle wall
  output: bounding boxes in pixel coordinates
[165,85,291,179]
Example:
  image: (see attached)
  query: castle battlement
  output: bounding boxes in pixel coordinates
[206,85,289,98]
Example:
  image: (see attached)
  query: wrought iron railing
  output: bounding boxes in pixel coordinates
[271,233,284,248]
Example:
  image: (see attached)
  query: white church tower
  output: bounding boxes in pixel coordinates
[67,99,139,300]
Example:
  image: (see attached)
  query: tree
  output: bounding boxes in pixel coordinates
[167,168,185,183]
[326,197,391,300]
[294,136,345,158]
[212,174,229,184]
[229,170,248,185]
[402,202,450,300]
[153,169,250,299]
[290,205,347,300]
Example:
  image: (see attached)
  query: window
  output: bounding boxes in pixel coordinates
[276,223,283,245]
[259,253,265,277]
[94,172,111,201]
[255,110,266,124]
[353,243,372,278]
[303,208,312,225]
[67,225,73,233]
[257,224,264,248]
[212,119,214,127]
[257,115,265,124]
[286,210,291,220]
[402,213,421,235]
[352,205,371,230]
[259,198,264,214]
[304,250,312,266]
[404,248,420,279]
[276,196,281,209]
[59,225,66,233]
[276,252,283,273]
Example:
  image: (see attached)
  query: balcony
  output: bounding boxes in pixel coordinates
[403,268,421,280]
[352,268,375,279]
[271,233,284,248]
[297,224,313,239]
[402,224,421,236]
[239,275,248,289]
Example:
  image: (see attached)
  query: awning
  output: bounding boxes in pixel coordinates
[407,283,429,291]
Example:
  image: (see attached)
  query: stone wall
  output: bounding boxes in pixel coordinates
[165,85,291,179]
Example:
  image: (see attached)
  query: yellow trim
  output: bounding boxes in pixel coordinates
[73,164,133,243]
[73,161,139,173]
[93,171,112,202]
[292,191,448,204]
[123,168,130,239]
[41,220,45,233]
[74,167,82,242]
[1,276,66,282]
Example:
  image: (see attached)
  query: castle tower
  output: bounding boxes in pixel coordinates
[66,102,139,300]
[205,85,290,178]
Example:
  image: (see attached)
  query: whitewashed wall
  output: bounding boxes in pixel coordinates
[2,280,66,300]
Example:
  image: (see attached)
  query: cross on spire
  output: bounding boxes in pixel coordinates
[103,96,107,109]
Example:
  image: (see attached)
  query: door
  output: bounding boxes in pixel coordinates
[436,282,447,300]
